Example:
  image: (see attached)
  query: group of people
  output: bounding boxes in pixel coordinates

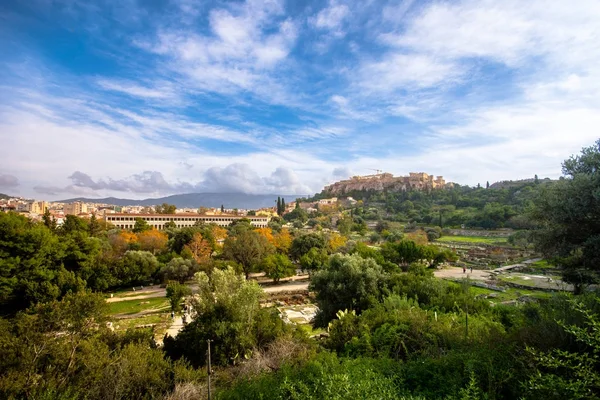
[462,266,474,273]
[170,304,192,325]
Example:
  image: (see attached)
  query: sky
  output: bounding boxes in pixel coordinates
[1,0,600,200]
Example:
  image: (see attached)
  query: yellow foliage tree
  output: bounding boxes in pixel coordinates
[137,230,168,254]
[185,232,212,264]
[210,225,228,246]
[273,228,292,254]
[109,231,138,255]
[256,227,275,245]
[328,232,347,253]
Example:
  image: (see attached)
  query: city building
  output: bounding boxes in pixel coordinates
[104,213,270,230]
[64,201,88,215]
[27,201,48,214]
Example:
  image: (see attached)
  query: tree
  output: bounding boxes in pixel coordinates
[299,247,328,273]
[221,204,225,213]
[277,197,282,216]
[160,258,197,283]
[273,228,292,254]
[290,233,326,261]
[283,207,308,223]
[261,253,295,283]
[166,281,191,312]
[337,216,353,235]
[42,209,56,230]
[88,214,101,236]
[164,267,286,367]
[486,181,490,189]
[532,139,600,293]
[184,232,211,264]
[61,215,88,235]
[155,203,176,214]
[223,230,273,278]
[281,198,286,213]
[137,230,168,254]
[310,254,387,327]
[133,218,151,233]
[327,232,347,253]
[117,251,160,286]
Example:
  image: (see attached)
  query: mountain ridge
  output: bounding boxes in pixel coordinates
[58,192,305,209]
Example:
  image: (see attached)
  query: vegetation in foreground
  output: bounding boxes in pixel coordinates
[0,140,600,398]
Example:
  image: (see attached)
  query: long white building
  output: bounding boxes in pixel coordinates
[104,213,269,230]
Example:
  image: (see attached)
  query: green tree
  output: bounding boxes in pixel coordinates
[0,212,85,313]
[61,215,88,235]
[88,214,101,236]
[290,233,326,261]
[527,300,600,399]
[42,209,56,230]
[223,230,273,278]
[221,204,225,213]
[261,253,295,283]
[117,250,160,286]
[532,139,600,293]
[283,207,308,223]
[299,247,329,273]
[133,217,151,233]
[160,257,198,283]
[155,203,177,214]
[166,281,192,312]
[164,267,286,367]
[310,254,387,327]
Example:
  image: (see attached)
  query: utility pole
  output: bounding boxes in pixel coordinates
[207,339,212,400]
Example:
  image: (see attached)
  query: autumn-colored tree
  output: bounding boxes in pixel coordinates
[210,225,228,246]
[256,227,275,245]
[184,232,212,264]
[137,230,168,254]
[109,231,138,255]
[327,232,347,253]
[273,228,292,254]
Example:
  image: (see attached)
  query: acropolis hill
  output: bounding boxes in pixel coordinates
[324,172,452,195]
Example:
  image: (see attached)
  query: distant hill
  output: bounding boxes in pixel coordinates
[0,193,12,199]
[489,178,554,190]
[59,193,304,209]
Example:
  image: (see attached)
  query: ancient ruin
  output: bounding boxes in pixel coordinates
[324,172,452,195]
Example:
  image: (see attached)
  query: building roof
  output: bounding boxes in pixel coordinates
[106,213,267,219]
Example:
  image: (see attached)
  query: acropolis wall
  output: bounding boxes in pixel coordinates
[324,172,449,195]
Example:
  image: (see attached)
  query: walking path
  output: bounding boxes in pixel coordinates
[434,267,491,281]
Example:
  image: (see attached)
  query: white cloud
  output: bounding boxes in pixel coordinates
[136,0,298,100]
[97,79,176,99]
[358,53,460,92]
[310,0,349,36]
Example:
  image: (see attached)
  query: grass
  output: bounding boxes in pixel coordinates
[528,260,555,270]
[449,282,552,303]
[107,296,170,316]
[436,235,508,245]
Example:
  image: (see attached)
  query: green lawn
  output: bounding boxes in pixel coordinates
[107,297,170,316]
[436,235,508,244]
[449,282,552,302]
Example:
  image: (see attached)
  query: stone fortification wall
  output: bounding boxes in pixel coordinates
[324,172,446,195]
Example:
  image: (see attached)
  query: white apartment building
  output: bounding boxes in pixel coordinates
[104,213,269,230]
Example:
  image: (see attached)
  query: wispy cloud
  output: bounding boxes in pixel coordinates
[2,0,600,198]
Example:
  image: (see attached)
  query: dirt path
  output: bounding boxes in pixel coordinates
[106,291,166,303]
[434,267,491,281]
[263,281,309,293]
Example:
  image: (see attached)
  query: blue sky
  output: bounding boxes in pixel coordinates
[1,0,600,199]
